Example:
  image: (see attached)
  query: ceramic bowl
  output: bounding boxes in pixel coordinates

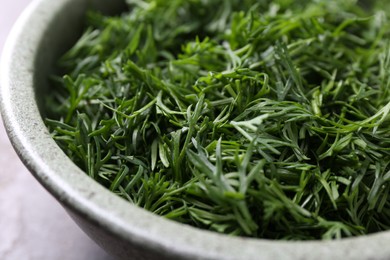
[2,0,390,259]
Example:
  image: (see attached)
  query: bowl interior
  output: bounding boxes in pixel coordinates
[33,0,127,117]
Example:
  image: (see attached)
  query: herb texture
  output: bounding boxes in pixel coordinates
[46,0,390,239]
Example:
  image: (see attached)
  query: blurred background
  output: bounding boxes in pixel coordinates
[0,1,112,259]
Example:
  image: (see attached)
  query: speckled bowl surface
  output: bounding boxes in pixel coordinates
[2,0,390,259]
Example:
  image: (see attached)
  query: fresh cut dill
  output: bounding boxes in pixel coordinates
[45,0,390,239]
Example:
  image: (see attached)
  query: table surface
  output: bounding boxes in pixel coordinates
[0,1,113,259]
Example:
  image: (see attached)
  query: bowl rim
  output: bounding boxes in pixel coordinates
[2,0,390,259]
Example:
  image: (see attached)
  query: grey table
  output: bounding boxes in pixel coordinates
[0,1,113,259]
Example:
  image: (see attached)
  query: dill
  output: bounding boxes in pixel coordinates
[45,0,390,239]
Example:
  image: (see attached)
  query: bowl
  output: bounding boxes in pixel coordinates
[2,0,390,259]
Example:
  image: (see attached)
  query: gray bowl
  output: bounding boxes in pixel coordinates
[2,0,390,259]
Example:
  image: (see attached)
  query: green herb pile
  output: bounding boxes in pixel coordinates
[46,0,390,239]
